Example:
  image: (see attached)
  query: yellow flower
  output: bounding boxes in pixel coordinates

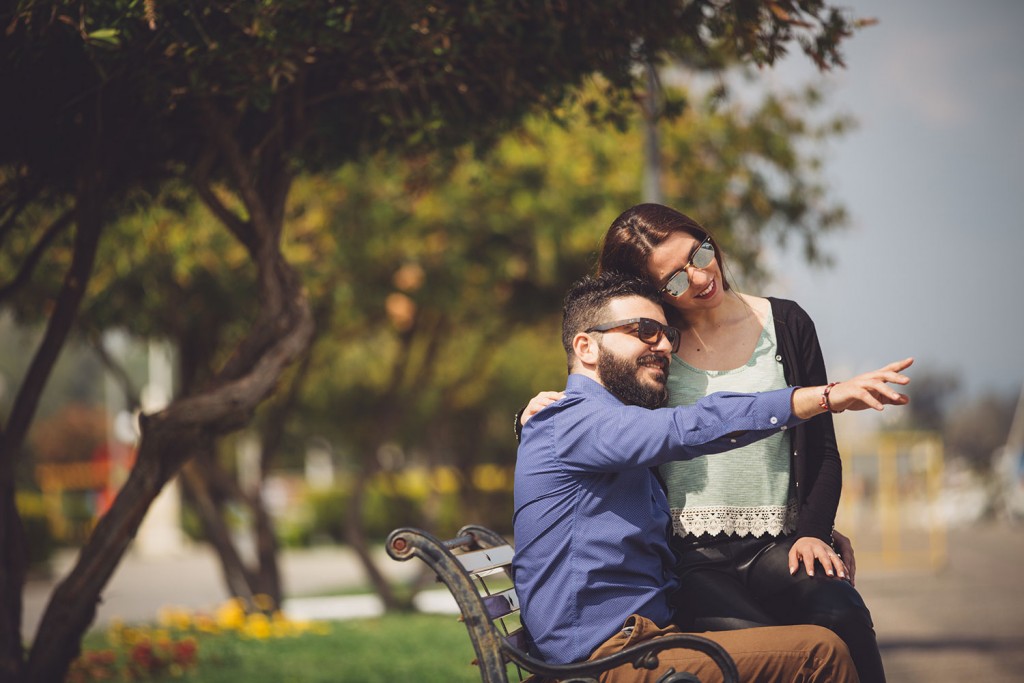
[105,619,126,646]
[192,614,220,634]
[157,606,192,631]
[215,598,247,631]
[242,613,272,640]
[252,593,276,612]
[119,626,150,646]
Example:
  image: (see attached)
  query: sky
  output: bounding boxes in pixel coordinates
[744,0,1024,406]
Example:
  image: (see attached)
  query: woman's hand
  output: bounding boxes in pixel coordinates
[521,391,565,426]
[830,529,857,586]
[789,535,850,582]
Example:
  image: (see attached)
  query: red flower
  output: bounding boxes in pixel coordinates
[172,638,198,666]
[130,641,159,672]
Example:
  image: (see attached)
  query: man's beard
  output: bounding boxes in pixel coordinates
[598,347,669,409]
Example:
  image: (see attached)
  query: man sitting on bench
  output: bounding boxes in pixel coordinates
[513,272,912,682]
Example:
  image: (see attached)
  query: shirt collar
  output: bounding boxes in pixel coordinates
[565,373,628,407]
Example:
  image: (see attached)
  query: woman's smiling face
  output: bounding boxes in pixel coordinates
[646,231,724,312]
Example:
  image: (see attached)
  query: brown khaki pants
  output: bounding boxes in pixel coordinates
[585,615,860,683]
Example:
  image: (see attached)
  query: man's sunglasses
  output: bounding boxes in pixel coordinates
[660,237,716,297]
[585,318,681,353]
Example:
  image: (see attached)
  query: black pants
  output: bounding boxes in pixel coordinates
[670,533,886,683]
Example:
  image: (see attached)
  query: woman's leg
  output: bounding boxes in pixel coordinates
[670,536,779,631]
[671,566,778,631]
[749,536,887,683]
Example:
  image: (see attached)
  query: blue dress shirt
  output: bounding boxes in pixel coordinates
[512,373,802,665]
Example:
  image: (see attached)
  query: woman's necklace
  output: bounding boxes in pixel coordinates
[681,293,761,367]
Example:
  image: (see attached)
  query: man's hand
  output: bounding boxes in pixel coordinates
[827,357,913,412]
[831,529,857,586]
[521,391,566,426]
[793,357,913,419]
[789,535,849,581]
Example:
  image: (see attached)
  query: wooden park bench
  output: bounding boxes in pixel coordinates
[386,525,739,683]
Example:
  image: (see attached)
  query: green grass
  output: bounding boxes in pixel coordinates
[80,613,488,683]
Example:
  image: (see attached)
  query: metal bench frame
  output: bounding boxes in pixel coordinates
[386,525,739,683]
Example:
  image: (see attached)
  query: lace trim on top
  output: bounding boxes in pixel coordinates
[671,500,798,539]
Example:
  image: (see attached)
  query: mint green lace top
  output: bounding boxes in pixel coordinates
[658,310,797,539]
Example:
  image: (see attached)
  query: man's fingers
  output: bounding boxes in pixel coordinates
[846,556,857,586]
[835,385,884,411]
[869,384,906,405]
[855,380,910,408]
[831,530,857,585]
[885,357,914,373]
[878,371,911,385]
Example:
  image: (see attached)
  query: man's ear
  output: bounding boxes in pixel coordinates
[572,332,600,367]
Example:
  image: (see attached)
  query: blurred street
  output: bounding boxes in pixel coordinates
[24,519,1024,683]
[851,519,1024,682]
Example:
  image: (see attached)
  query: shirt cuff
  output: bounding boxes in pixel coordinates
[771,386,805,429]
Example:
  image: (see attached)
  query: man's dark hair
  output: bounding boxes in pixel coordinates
[561,271,662,372]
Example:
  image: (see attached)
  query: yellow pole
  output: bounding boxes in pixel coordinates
[878,437,900,568]
[926,435,948,569]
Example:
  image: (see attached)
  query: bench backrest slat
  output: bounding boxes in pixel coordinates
[480,588,520,620]
[502,627,529,653]
[457,545,515,574]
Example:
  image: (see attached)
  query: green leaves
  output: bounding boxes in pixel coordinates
[85,28,120,49]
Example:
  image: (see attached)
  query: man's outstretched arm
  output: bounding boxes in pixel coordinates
[791,357,913,419]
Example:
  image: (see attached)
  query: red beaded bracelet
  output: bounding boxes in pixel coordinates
[819,382,842,413]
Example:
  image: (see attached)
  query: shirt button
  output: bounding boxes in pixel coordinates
[769,416,778,425]
[775,354,783,362]
[730,439,737,444]
[780,425,787,431]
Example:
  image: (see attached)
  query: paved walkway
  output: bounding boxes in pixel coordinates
[23,544,428,631]
[23,520,1024,683]
[849,519,1024,683]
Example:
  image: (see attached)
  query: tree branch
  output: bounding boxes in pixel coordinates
[2,205,102,464]
[197,102,274,240]
[191,146,258,254]
[0,175,45,250]
[87,333,141,412]
[0,209,74,304]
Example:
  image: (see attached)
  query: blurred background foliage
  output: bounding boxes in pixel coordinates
[4,72,1013,562]
[2,74,855,544]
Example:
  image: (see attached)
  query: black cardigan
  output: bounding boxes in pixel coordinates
[768,297,841,543]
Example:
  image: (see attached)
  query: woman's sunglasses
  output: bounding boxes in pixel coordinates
[585,317,681,353]
[660,238,716,297]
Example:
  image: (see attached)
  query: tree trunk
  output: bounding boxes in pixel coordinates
[344,466,411,612]
[0,190,104,682]
[180,459,259,607]
[179,449,285,609]
[251,486,283,606]
[0,479,29,683]
[23,243,315,682]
